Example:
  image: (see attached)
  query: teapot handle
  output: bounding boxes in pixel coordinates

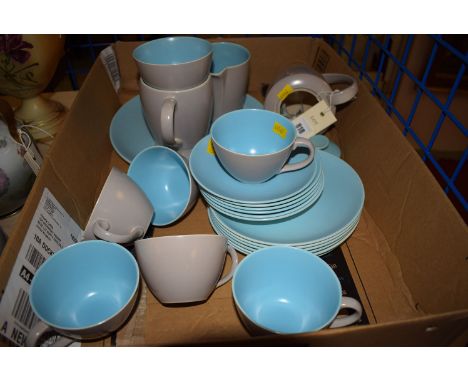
[322,73,358,106]
[0,99,20,142]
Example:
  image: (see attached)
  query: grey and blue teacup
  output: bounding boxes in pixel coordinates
[232,246,362,335]
[133,36,212,90]
[128,146,198,226]
[211,109,315,183]
[26,240,140,346]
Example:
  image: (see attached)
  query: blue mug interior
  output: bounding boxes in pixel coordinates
[211,109,296,155]
[233,247,342,334]
[211,42,250,74]
[133,36,212,65]
[30,241,139,330]
[128,147,190,225]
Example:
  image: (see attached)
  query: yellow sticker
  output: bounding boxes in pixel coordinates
[276,84,294,101]
[273,122,287,139]
[207,138,215,155]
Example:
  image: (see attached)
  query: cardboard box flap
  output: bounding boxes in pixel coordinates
[334,71,468,314]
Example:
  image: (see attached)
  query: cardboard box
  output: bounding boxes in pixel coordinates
[1,37,467,346]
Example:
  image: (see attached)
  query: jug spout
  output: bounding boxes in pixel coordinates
[210,42,250,121]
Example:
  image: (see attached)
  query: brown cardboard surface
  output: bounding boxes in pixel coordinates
[335,81,468,314]
[307,41,468,315]
[1,37,468,347]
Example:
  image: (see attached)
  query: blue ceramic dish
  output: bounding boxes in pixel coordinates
[213,151,364,244]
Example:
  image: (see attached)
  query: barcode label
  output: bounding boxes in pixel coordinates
[11,288,37,330]
[296,122,307,135]
[25,244,46,270]
[100,46,120,92]
[44,196,56,217]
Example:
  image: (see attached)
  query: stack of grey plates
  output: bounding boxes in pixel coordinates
[189,135,324,222]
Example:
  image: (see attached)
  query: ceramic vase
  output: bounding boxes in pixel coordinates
[0,34,65,143]
[0,99,35,217]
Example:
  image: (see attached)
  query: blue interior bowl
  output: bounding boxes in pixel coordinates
[133,36,212,65]
[232,246,342,334]
[128,146,192,226]
[211,109,296,155]
[29,241,139,331]
[211,42,250,74]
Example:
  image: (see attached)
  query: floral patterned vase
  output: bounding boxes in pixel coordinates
[0,34,65,143]
[0,99,35,217]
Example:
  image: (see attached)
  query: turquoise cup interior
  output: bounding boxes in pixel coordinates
[29,240,139,331]
[211,109,296,155]
[128,146,192,226]
[232,246,342,334]
[211,42,250,74]
[132,36,212,65]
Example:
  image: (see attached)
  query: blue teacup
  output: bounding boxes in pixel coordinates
[133,36,212,90]
[128,146,198,226]
[26,240,140,346]
[232,246,362,335]
[211,109,315,183]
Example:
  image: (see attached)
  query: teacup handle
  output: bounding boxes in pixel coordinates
[93,219,145,244]
[329,296,363,329]
[215,245,239,287]
[279,137,315,174]
[26,321,74,347]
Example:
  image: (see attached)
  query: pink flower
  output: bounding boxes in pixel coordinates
[0,35,33,64]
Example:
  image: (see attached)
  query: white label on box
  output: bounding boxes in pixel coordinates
[292,100,337,139]
[100,45,121,92]
[0,188,83,346]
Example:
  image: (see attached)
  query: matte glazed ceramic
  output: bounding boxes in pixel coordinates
[109,95,263,163]
[211,151,365,245]
[26,240,140,346]
[211,42,250,120]
[189,135,319,203]
[211,109,315,183]
[139,75,213,153]
[82,167,153,244]
[135,234,238,304]
[232,246,362,334]
[127,146,198,226]
[133,36,212,90]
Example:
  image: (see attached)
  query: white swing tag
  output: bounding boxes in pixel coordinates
[18,127,43,176]
[292,100,337,139]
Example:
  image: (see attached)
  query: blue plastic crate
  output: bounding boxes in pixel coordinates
[325,35,467,220]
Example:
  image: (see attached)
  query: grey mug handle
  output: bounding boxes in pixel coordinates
[215,245,239,287]
[160,98,182,148]
[329,297,363,328]
[26,321,74,347]
[93,219,145,244]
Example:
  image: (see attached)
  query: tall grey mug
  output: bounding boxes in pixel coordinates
[139,76,213,156]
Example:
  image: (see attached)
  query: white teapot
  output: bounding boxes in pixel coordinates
[0,99,35,217]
